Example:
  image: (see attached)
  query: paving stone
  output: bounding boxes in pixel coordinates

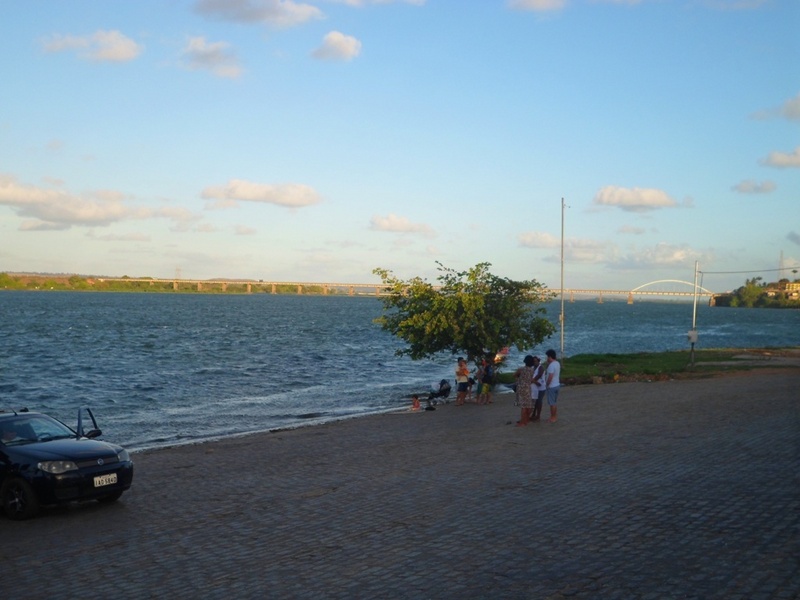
[0,372,798,599]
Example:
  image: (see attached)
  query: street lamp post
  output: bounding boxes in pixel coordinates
[689,261,699,367]
[560,197,565,361]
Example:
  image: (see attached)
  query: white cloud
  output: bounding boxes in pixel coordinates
[519,228,707,272]
[608,243,704,270]
[88,232,152,242]
[751,93,800,121]
[236,225,258,235]
[519,231,612,263]
[732,180,776,194]
[156,206,202,226]
[704,0,769,10]
[369,213,433,235]
[312,31,362,61]
[46,140,64,153]
[201,179,322,208]
[760,147,800,169]
[181,37,243,79]
[593,186,678,212]
[565,239,616,264]
[20,220,70,232]
[518,231,560,248]
[332,0,425,5]
[780,94,800,121]
[42,30,142,62]
[617,225,646,234]
[194,0,323,28]
[0,175,135,227]
[0,175,199,230]
[507,0,567,11]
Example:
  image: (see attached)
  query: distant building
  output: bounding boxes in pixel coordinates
[781,281,800,299]
[781,281,800,292]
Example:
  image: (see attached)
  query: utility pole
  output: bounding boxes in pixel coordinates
[560,198,566,361]
[689,261,699,367]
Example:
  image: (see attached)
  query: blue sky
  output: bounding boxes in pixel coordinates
[1,0,798,294]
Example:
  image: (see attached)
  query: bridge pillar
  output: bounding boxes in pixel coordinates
[222,283,227,292]
[627,292,633,304]
[271,283,276,294]
[173,281,178,291]
[247,283,251,293]
[569,291,574,303]
[197,282,202,291]
[349,286,354,296]
[597,292,603,304]
[297,285,303,294]
[323,285,329,295]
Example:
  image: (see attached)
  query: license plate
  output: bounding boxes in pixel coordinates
[94,473,117,487]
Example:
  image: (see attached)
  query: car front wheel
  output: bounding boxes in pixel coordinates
[1,477,40,520]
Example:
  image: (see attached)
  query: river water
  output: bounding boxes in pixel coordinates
[1,291,797,451]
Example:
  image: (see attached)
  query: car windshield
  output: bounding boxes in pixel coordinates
[0,415,76,446]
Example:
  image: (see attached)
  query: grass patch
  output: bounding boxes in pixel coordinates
[496,348,798,386]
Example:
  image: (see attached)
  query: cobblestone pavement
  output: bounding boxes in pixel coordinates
[2,371,798,599]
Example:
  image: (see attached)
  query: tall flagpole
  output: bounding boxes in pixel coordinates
[560,197,565,360]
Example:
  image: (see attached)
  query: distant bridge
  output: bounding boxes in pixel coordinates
[97,277,715,303]
[558,280,716,303]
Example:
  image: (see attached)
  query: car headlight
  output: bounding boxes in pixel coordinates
[38,460,79,474]
[117,449,130,462]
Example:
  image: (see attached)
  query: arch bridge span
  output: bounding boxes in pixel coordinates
[629,279,714,295]
[558,279,715,304]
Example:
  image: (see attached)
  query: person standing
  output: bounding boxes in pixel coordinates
[478,355,496,405]
[473,360,485,404]
[545,349,561,423]
[455,358,470,405]
[514,355,536,426]
[530,356,546,422]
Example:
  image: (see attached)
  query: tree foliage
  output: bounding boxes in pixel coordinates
[731,277,766,308]
[373,262,556,362]
[715,275,800,308]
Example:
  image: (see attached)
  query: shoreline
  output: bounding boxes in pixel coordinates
[128,356,800,454]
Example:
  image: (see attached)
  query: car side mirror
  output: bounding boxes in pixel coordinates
[84,429,102,439]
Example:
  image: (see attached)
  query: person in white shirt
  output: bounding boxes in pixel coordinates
[530,356,546,422]
[545,349,561,423]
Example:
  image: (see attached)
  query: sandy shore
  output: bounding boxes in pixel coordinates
[2,366,799,599]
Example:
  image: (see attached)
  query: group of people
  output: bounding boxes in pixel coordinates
[514,349,560,426]
[455,355,496,406]
[409,351,561,424]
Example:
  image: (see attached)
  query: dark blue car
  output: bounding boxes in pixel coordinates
[0,407,134,520]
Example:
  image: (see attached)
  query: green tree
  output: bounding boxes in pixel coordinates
[373,262,556,362]
[732,276,766,308]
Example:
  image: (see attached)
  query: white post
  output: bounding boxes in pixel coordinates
[560,198,565,361]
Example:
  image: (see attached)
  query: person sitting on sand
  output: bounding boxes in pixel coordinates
[411,394,421,411]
